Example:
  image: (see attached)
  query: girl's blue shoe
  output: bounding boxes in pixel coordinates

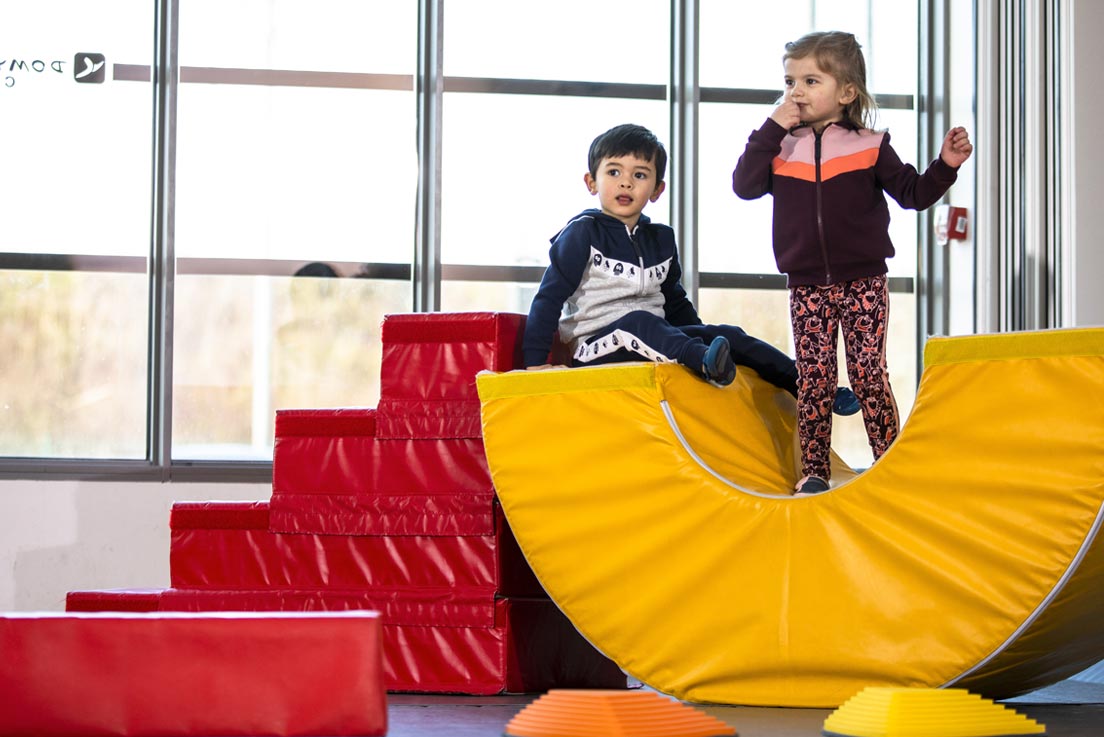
[833,387,860,416]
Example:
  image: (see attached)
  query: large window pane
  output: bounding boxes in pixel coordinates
[440,95,669,274]
[700,1,917,91]
[444,0,668,83]
[441,280,536,316]
[0,271,147,458]
[172,274,407,460]
[174,86,414,263]
[877,107,921,277]
[0,1,152,459]
[179,1,412,73]
[440,0,670,312]
[699,101,790,275]
[173,1,415,460]
[700,5,810,89]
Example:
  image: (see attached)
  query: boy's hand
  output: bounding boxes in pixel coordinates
[941,126,973,168]
[526,364,553,371]
[770,99,801,130]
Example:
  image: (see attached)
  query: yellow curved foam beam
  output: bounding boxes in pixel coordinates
[476,328,1104,708]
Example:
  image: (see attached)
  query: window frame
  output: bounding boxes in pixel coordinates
[0,0,927,481]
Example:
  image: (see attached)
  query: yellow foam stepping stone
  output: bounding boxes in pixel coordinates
[504,689,736,737]
[823,687,1045,737]
[476,328,1104,707]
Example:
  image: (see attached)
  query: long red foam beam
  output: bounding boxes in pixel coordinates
[1,611,387,736]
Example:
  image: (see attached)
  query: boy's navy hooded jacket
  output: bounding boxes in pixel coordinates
[522,208,700,368]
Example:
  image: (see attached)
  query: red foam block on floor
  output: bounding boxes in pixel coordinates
[0,611,386,737]
[170,501,543,596]
[66,589,627,695]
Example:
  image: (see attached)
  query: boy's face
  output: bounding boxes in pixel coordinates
[584,153,665,228]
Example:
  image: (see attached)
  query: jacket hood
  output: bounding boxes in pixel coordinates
[551,208,652,243]
[788,119,863,136]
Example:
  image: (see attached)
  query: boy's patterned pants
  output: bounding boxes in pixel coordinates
[789,275,899,481]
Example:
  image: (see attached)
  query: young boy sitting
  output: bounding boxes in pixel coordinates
[523,122,858,415]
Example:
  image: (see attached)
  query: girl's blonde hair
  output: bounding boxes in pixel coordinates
[783,31,877,129]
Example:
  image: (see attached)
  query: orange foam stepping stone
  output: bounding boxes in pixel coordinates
[504,689,737,737]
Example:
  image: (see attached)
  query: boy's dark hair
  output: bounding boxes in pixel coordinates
[587,124,668,183]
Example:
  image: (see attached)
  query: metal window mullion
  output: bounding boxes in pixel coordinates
[414,0,443,312]
[974,0,1000,333]
[1053,0,1073,327]
[1023,0,1046,330]
[669,0,699,303]
[917,0,950,371]
[1006,0,1019,331]
[993,0,1009,331]
[148,0,179,478]
[1044,0,1071,328]
[1045,0,1059,326]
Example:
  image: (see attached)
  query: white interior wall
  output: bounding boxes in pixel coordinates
[0,480,269,611]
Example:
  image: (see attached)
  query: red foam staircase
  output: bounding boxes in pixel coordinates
[66,312,624,696]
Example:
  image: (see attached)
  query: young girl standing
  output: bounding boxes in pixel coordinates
[732,31,973,495]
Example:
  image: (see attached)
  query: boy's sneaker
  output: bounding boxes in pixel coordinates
[702,336,736,386]
[833,387,860,416]
[794,475,830,496]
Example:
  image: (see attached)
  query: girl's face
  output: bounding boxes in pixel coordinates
[583,153,666,229]
[783,56,856,131]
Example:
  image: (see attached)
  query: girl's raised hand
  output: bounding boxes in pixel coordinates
[770,99,802,131]
[941,126,974,168]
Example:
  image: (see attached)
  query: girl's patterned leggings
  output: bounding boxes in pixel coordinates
[789,274,899,481]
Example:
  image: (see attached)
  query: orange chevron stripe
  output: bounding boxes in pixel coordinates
[822,147,880,180]
[772,157,816,181]
[772,146,881,183]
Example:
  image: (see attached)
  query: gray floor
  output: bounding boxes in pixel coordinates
[387,679,1104,737]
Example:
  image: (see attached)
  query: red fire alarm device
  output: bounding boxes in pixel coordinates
[935,205,969,245]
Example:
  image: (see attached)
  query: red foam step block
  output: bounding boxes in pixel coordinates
[69,586,503,629]
[67,588,163,612]
[269,489,497,536]
[272,408,492,497]
[64,587,162,612]
[66,589,627,695]
[171,501,543,596]
[379,312,526,404]
[1,611,386,736]
[376,312,575,438]
[156,585,502,628]
[270,408,499,535]
[377,312,530,439]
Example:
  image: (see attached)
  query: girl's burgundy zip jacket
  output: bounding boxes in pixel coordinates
[732,117,959,287]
